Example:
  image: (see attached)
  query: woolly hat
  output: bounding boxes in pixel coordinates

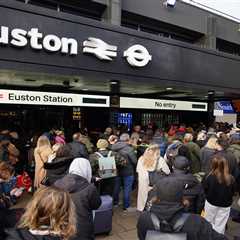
[97,139,109,149]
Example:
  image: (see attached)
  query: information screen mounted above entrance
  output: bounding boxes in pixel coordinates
[0,89,109,107]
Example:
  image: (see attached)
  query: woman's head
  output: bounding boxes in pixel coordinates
[183,133,193,143]
[210,155,232,186]
[69,158,92,183]
[19,187,76,239]
[142,144,160,169]
[37,136,51,149]
[0,161,14,181]
[205,136,218,149]
[56,144,71,158]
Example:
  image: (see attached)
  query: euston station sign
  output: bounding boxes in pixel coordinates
[120,97,208,112]
[0,90,109,107]
[0,26,152,67]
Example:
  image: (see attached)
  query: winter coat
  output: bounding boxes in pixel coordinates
[137,202,227,240]
[111,142,137,177]
[203,174,235,208]
[170,169,205,214]
[44,156,74,186]
[55,174,101,240]
[34,146,52,188]
[68,140,89,159]
[200,147,216,173]
[185,142,201,174]
[228,144,240,165]
[136,156,170,211]
[5,228,61,240]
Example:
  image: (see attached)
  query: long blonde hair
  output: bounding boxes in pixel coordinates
[142,144,160,169]
[19,187,76,240]
[205,136,218,149]
[35,136,51,152]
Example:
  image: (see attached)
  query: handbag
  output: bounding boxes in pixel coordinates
[148,158,167,187]
[145,213,189,240]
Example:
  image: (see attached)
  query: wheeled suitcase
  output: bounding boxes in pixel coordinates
[94,195,113,235]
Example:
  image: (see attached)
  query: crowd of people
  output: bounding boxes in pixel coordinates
[0,122,240,239]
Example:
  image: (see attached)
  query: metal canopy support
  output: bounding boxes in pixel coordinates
[102,0,122,26]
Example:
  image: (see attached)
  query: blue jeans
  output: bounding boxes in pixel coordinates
[113,175,134,209]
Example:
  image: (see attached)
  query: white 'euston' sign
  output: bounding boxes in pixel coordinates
[0,26,152,67]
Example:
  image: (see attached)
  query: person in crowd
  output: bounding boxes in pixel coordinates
[55,158,101,240]
[200,135,218,173]
[137,144,170,212]
[5,186,77,240]
[79,133,94,154]
[101,127,113,140]
[137,177,228,240]
[44,144,74,186]
[112,133,137,212]
[68,132,89,159]
[183,133,201,174]
[0,134,11,162]
[34,136,52,189]
[171,156,205,214]
[55,130,66,145]
[228,132,240,164]
[132,125,142,140]
[196,130,207,148]
[90,139,125,196]
[152,129,167,157]
[47,143,62,163]
[203,155,235,234]
[216,139,239,179]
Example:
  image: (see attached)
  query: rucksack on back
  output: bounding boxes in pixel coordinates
[96,151,117,179]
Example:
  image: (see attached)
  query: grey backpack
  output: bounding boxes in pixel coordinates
[145,213,189,240]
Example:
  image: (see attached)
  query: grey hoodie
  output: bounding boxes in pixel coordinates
[111,142,137,176]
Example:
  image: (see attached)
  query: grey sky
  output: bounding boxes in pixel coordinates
[183,0,240,22]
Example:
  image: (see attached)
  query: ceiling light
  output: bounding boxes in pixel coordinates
[82,88,88,91]
[110,81,118,85]
[166,87,173,90]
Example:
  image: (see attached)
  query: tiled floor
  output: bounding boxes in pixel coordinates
[13,192,240,240]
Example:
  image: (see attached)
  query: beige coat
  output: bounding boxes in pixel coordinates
[34,146,52,188]
[137,156,170,211]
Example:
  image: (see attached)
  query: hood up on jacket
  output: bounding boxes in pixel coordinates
[55,174,89,194]
[111,141,129,151]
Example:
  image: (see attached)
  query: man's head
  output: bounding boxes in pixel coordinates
[155,177,183,203]
[133,125,141,133]
[104,127,113,136]
[173,156,190,171]
[72,132,81,142]
[183,133,193,143]
[120,133,130,143]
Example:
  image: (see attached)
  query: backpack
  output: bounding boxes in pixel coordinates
[166,141,183,161]
[96,151,117,179]
[145,213,189,240]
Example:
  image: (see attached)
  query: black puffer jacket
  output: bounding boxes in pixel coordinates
[111,142,137,177]
[137,202,227,240]
[200,147,216,173]
[44,156,74,185]
[170,170,205,214]
[55,174,101,240]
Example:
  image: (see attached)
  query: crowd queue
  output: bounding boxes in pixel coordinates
[0,122,240,240]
